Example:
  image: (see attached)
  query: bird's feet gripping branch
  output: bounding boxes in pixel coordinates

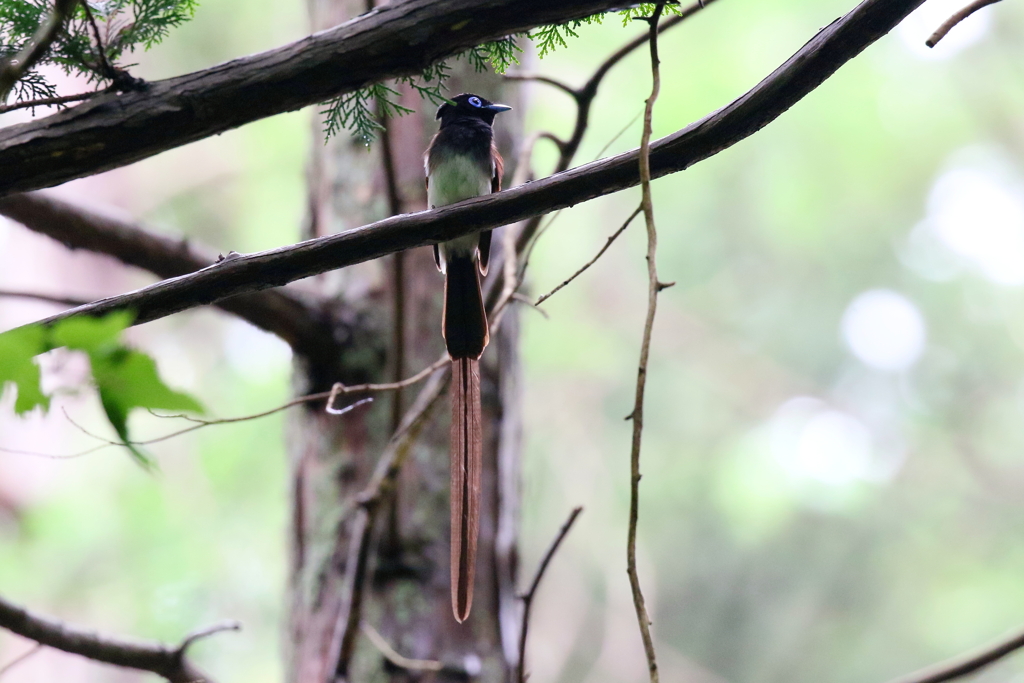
[424,92,511,622]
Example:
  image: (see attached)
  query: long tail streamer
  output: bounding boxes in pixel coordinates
[449,356,482,622]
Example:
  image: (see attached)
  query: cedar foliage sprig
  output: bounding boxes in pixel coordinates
[0,0,197,101]
[322,4,676,144]
[321,37,523,144]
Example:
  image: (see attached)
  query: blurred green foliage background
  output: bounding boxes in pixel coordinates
[3,0,1024,681]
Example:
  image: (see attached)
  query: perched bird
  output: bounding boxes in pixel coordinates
[424,92,511,622]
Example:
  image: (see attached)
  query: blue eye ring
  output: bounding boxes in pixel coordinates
[468,96,483,108]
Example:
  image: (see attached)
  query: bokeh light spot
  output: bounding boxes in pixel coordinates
[769,397,877,487]
[841,290,927,372]
[928,167,1024,286]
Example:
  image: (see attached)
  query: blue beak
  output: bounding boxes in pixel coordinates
[486,103,512,113]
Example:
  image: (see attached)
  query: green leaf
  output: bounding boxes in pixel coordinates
[1,312,202,468]
[98,389,154,469]
[89,347,204,468]
[0,324,49,415]
[90,347,203,414]
[50,310,133,353]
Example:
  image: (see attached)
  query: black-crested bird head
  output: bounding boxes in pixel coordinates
[436,93,512,128]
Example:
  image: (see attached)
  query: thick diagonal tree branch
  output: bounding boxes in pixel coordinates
[0,0,633,196]
[11,0,926,334]
[0,593,238,683]
[0,193,343,365]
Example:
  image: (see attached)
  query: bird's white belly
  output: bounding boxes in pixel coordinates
[428,156,492,210]
[428,154,493,268]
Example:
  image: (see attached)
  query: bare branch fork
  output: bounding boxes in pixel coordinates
[7,0,929,337]
[0,593,239,683]
[505,0,718,175]
[517,506,583,683]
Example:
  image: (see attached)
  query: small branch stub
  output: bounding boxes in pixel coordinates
[926,0,1001,47]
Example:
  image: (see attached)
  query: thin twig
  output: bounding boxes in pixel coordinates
[502,73,579,98]
[0,444,105,460]
[511,293,549,318]
[0,593,235,683]
[535,205,642,306]
[61,406,120,446]
[628,6,665,683]
[0,90,98,114]
[0,289,89,307]
[80,1,116,79]
[324,395,374,417]
[517,507,583,683]
[176,620,242,654]
[0,357,447,460]
[592,108,644,161]
[0,0,80,102]
[885,624,1024,683]
[0,643,42,678]
[112,393,368,448]
[360,622,443,672]
[926,0,1001,47]
[327,356,448,404]
[111,356,446,445]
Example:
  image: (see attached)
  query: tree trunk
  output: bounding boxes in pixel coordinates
[286,2,523,681]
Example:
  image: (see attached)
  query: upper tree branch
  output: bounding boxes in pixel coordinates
[0,0,634,197]
[0,193,343,365]
[13,0,927,332]
[0,593,238,683]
